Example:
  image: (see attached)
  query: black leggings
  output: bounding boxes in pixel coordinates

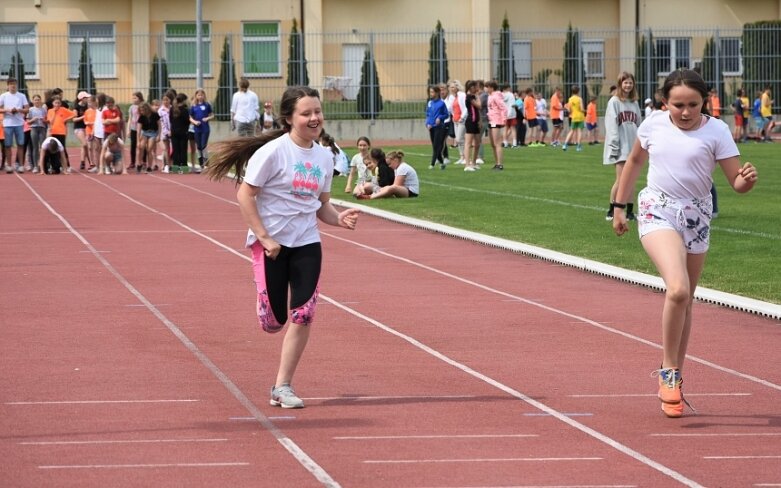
[429,124,446,166]
[252,241,322,331]
[171,133,189,166]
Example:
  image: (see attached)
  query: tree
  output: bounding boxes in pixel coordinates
[532,69,553,99]
[634,30,658,103]
[427,20,449,87]
[213,36,237,121]
[561,23,588,102]
[76,39,96,99]
[148,54,171,103]
[497,14,516,87]
[700,37,724,108]
[287,18,309,86]
[357,48,383,120]
[7,53,28,98]
[742,20,781,108]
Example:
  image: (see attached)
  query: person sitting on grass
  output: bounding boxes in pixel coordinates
[354,148,395,199]
[366,150,419,199]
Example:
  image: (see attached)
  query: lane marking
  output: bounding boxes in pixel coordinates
[6,399,199,405]
[704,455,781,460]
[21,438,228,446]
[570,393,751,398]
[523,413,593,417]
[651,433,781,438]
[364,457,603,464]
[413,485,637,488]
[19,176,341,488]
[304,394,475,401]
[39,462,250,470]
[334,434,538,440]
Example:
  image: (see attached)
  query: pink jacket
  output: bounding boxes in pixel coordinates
[487,91,507,126]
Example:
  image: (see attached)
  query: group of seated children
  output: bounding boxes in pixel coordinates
[327,135,419,200]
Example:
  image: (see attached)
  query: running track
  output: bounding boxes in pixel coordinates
[1,168,780,488]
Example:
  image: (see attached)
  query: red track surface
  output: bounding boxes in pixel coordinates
[2,166,780,488]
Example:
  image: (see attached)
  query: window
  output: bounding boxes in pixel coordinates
[0,24,37,78]
[582,40,604,78]
[166,23,211,77]
[655,38,690,74]
[720,37,742,75]
[68,23,115,78]
[243,22,280,76]
[492,40,532,81]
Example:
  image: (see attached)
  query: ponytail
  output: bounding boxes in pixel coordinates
[205,130,285,183]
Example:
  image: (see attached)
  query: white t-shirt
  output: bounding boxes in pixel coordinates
[93,106,105,138]
[231,89,260,124]
[395,162,419,195]
[638,110,739,199]
[503,91,517,119]
[41,136,64,152]
[0,91,29,126]
[243,133,334,248]
[350,152,370,183]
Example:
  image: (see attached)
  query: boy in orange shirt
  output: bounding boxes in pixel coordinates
[83,96,97,171]
[585,95,599,145]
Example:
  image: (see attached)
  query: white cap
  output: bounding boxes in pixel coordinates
[644,98,652,105]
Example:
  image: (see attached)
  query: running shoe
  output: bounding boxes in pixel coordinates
[270,384,304,409]
[606,206,614,221]
[656,367,683,418]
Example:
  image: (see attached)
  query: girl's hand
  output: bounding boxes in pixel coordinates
[739,162,758,183]
[338,208,359,230]
[258,236,281,260]
[613,210,629,236]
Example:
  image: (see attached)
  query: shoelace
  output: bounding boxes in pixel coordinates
[653,367,681,389]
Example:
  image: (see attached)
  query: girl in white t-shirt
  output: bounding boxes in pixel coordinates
[613,69,758,418]
[344,136,371,193]
[368,150,419,199]
[206,86,359,410]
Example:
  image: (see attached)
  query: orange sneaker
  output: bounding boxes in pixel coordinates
[656,367,683,418]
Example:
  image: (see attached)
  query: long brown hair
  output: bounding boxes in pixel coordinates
[205,86,321,183]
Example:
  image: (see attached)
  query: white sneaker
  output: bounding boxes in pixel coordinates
[476,158,485,165]
[464,166,476,172]
[162,165,170,174]
[104,167,111,175]
[455,158,465,165]
[4,165,13,174]
[443,158,451,165]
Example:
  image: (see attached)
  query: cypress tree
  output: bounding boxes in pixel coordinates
[561,23,588,101]
[76,39,96,98]
[427,20,449,87]
[357,48,383,120]
[287,18,310,87]
[214,36,237,121]
[497,14,516,87]
[148,54,171,102]
[8,53,28,98]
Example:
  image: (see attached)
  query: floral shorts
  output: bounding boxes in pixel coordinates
[637,187,713,254]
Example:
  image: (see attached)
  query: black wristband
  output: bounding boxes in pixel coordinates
[613,202,627,209]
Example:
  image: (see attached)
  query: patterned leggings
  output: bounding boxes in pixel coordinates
[250,241,321,333]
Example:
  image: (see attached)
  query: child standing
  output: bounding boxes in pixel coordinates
[585,95,598,145]
[205,86,359,409]
[27,94,48,173]
[612,69,758,418]
[45,96,76,173]
[189,89,213,173]
[604,72,642,221]
[425,85,449,170]
[562,86,585,151]
[485,80,506,170]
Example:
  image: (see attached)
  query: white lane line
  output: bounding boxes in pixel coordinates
[39,462,250,470]
[413,485,636,488]
[570,393,751,398]
[321,231,781,395]
[334,434,538,440]
[21,438,228,446]
[21,176,341,488]
[6,399,199,405]
[364,457,603,464]
[304,395,475,401]
[651,433,781,438]
[523,413,593,417]
[704,455,781,460]
[139,176,707,487]
[755,484,781,487]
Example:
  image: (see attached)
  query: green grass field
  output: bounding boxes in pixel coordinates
[341,141,780,304]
